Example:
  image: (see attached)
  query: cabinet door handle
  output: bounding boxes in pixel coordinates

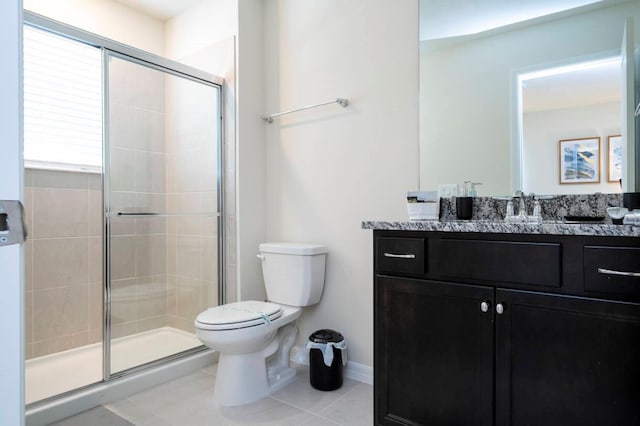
[496,303,505,315]
[383,253,416,259]
[480,301,490,313]
[598,268,640,278]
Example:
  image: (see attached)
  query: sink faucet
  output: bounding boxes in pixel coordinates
[514,191,532,218]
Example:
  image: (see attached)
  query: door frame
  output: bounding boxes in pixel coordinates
[0,1,24,425]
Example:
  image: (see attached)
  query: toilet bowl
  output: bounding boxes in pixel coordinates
[195,242,328,406]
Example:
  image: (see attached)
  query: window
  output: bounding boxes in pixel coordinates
[23,25,102,172]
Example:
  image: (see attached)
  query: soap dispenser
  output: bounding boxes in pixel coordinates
[456,181,473,220]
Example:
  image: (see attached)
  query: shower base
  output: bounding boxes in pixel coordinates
[26,326,202,404]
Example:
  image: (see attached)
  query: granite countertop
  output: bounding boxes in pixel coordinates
[361,220,640,237]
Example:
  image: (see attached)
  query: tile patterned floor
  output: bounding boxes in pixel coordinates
[101,364,373,425]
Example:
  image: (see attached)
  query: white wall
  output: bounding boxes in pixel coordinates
[263,0,419,366]
[523,102,621,194]
[420,1,640,195]
[24,0,165,55]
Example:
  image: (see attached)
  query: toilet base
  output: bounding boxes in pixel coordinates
[213,324,298,406]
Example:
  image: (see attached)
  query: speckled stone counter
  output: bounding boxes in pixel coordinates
[362,220,640,237]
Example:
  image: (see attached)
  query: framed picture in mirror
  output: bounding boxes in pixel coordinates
[607,135,622,183]
[559,137,600,184]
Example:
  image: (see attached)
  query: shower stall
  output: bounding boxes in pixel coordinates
[23,13,224,405]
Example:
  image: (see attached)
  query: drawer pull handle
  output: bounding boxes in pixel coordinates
[383,253,416,259]
[597,268,640,278]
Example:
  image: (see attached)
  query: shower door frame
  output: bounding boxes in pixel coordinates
[24,11,225,386]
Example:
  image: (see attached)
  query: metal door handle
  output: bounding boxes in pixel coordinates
[480,301,490,313]
[0,200,27,246]
[598,268,640,278]
[496,303,505,315]
[383,253,416,259]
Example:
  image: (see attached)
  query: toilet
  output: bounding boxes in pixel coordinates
[195,242,328,406]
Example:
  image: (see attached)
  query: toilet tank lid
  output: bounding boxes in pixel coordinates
[259,242,328,255]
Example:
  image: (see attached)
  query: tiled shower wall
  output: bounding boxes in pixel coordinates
[26,57,221,359]
[108,57,170,340]
[165,74,219,334]
[24,169,103,359]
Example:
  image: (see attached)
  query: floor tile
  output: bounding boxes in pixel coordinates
[69,362,373,426]
[318,382,374,426]
[269,366,358,414]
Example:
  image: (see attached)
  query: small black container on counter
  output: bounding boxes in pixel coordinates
[456,197,473,220]
[623,192,640,210]
[308,329,345,391]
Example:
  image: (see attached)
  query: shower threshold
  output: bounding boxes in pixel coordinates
[26,326,202,404]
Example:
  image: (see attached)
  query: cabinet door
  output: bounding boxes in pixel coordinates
[496,289,640,426]
[375,276,494,426]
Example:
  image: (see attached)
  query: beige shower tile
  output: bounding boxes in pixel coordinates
[25,291,33,343]
[204,280,218,310]
[136,192,166,213]
[25,239,33,292]
[201,237,218,282]
[176,277,202,322]
[135,216,166,235]
[137,315,167,333]
[175,150,203,193]
[166,154,176,193]
[110,236,135,280]
[89,327,103,344]
[89,189,103,237]
[135,151,166,194]
[25,343,34,360]
[135,234,167,276]
[111,278,137,325]
[111,321,137,340]
[173,316,196,334]
[176,236,202,280]
[175,193,201,236]
[109,192,136,236]
[89,236,103,283]
[70,330,89,348]
[33,238,89,289]
[137,275,168,320]
[32,188,89,238]
[33,286,89,341]
[23,187,33,232]
[167,236,177,275]
[167,275,177,316]
[110,147,136,192]
[32,335,75,358]
[31,169,88,189]
[88,173,102,191]
[89,282,103,333]
[109,103,144,150]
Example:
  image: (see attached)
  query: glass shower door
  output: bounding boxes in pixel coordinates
[106,53,221,375]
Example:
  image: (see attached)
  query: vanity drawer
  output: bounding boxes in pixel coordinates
[437,239,561,287]
[584,246,640,297]
[376,237,425,275]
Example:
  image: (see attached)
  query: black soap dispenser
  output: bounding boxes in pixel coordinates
[456,181,474,220]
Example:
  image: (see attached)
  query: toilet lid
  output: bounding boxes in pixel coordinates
[195,301,283,331]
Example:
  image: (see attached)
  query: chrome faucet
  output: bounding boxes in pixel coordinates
[514,190,531,219]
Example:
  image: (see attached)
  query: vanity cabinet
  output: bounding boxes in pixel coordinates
[373,231,640,426]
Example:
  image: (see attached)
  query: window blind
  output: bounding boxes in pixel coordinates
[23,25,102,172]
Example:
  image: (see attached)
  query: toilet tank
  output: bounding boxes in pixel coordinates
[259,243,328,307]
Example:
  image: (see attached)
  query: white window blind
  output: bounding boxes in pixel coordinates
[23,26,102,172]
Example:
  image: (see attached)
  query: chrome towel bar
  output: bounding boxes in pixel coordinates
[262,98,349,123]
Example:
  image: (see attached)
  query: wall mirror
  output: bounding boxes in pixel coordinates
[419,0,640,196]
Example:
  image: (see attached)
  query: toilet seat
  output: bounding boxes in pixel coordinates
[195,301,283,331]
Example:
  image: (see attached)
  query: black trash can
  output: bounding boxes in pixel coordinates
[307,329,346,391]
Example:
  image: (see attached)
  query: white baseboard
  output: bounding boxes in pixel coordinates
[290,346,373,385]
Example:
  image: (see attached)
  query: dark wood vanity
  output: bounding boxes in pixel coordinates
[372,229,640,426]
